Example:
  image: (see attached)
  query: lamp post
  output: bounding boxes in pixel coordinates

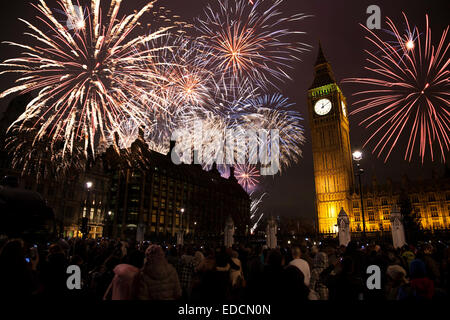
[177,208,185,246]
[352,151,366,241]
[83,181,93,239]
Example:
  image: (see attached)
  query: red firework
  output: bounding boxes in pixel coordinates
[235,164,260,192]
[344,13,449,163]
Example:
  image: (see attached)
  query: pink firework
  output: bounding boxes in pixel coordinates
[235,164,260,192]
[344,13,449,163]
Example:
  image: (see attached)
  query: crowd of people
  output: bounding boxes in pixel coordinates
[0,236,449,301]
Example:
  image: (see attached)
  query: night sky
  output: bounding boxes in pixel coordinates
[0,0,448,221]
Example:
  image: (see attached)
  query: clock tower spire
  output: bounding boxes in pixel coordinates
[307,43,354,235]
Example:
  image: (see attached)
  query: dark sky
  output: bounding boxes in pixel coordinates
[0,0,449,221]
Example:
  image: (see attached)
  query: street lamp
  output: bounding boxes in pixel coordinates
[177,208,185,246]
[82,181,93,239]
[352,151,366,241]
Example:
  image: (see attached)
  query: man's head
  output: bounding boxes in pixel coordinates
[423,244,433,255]
[291,246,301,259]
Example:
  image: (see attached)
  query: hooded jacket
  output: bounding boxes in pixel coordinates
[136,245,181,300]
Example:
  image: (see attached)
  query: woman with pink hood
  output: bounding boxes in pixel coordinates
[103,264,140,300]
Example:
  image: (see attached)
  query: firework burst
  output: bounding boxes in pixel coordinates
[5,119,88,181]
[196,0,311,89]
[250,192,266,234]
[235,164,260,192]
[234,94,305,171]
[0,0,173,157]
[344,13,449,163]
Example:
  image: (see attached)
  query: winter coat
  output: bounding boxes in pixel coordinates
[136,260,181,300]
[310,252,329,300]
[103,264,139,300]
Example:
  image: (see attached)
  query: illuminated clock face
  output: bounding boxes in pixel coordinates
[341,101,347,117]
[314,98,332,116]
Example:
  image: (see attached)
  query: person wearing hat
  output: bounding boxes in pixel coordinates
[136,245,181,300]
[386,265,409,300]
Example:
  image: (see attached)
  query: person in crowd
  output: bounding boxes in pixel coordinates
[310,245,319,261]
[177,246,196,300]
[260,249,284,301]
[321,256,365,300]
[245,246,265,301]
[190,248,231,302]
[420,244,441,287]
[193,250,205,271]
[89,255,120,300]
[300,244,314,270]
[230,250,244,288]
[0,238,39,298]
[39,243,69,298]
[401,245,416,273]
[1,236,450,302]
[166,245,179,269]
[385,265,410,300]
[103,264,140,300]
[289,246,311,286]
[136,245,181,300]
[280,265,309,302]
[401,258,434,300]
[309,251,329,300]
[229,250,246,301]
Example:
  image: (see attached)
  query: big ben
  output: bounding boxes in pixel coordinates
[307,44,354,234]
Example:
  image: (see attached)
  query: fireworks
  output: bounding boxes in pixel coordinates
[0,0,173,157]
[1,0,309,184]
[196,0,311,89]
[5,119,88,180]
[250,192,266,234]
[234,94,305,171]
[344,13,449,163]
[235,164,260,192]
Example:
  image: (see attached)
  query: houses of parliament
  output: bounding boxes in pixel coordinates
[307,44,450,235]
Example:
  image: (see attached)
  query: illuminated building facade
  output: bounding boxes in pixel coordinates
[350,174,450,233]
[0,96,109,239]
[308,45,450,235]
[103,136,251,241]
[307,44,355,234]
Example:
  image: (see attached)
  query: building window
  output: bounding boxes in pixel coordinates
[415,207,421,218]
[382,199,388,206]
[367,200,373,207]
[431,207,439,218]
[354,214,361,222]
[353,201,359,208]
[383,210,390,220]
[429,194,436,202]
[368,211,375,221]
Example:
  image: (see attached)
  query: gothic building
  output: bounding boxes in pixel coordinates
[307,44,450,235]
[307,44,354,234]
[0,96,250,241]
[103,135,251,241]
[350,174,450,234]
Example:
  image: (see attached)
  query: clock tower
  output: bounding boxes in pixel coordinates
[307,44,354,234]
